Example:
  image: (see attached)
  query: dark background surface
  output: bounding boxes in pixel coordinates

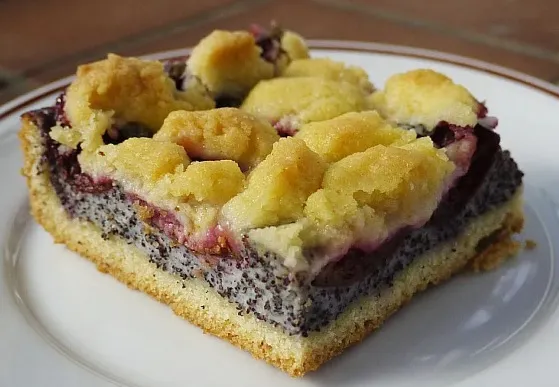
[1,0,558,104]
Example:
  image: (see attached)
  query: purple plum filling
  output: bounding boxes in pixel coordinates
[102,122,152,145]
[214,95,244,109]
[163,57,188,91]
[250,23,285,65]
[25,106,523,336]
[272,120,298,137]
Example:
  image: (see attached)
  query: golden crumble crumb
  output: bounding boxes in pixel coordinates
[241,77,368,130]
[187,30,275,99]
[134,201,155,223]
[248,221,308,271]
[169,160,245,205]
[304,189,358,227]
[222,137,326,230]
[49,125,82,148]
[471,238,521,272]
[370,69,479,131]
[64,54,214,151]
[525,239,537,250]
[282,58,373,92]
[80,138,190,184]
[323,137,454,227]
[154,108,279,170]
[280,31,310,60]
[295,111,416,163]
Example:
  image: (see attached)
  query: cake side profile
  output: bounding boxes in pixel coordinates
[18,24,525,377]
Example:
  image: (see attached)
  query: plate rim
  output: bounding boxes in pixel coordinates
[1,39,559,121]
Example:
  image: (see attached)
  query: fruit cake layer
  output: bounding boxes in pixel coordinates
[19,24,525,376]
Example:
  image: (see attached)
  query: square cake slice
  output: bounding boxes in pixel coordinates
[18,25,524,377]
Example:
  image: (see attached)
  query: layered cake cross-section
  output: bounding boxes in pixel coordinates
[19,24,525,377]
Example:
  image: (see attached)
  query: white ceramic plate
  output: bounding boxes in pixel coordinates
[2,42,559,387]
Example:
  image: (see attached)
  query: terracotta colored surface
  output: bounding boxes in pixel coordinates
[341,0,559,53]
[1,0,558,104]
[0,0,237,72]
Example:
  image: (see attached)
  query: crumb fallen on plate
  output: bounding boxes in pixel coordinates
[524,239,537,250]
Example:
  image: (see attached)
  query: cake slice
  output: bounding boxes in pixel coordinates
[18,25,524,377]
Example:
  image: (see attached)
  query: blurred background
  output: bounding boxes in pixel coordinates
[1,0,557,104]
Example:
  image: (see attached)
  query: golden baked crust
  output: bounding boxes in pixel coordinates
[280,31,310,60]
[169,160,246,205]
[64,54,214,151]
[221,137,327,232]
[322,138,454,227]
[273,137,455,268]
[187,30,276,99]
[153,108,279,171]
[282,58,374,92]
[19,116,525,377]
[370,69,480,131]
[240,77,369,129]
[80,137,190,183]
[77,108,280,215]
[294,111,416,163]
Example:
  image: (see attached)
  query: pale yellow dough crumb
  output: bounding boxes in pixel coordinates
[295,111,416,163]
[187,30,276,99]
[64,54,214,151]
[370,69,480,131]
[221,137,326,230]
[323,138,455,227]
[49,125,82,148]
[304,189,359,227]
[154,108,279,171]
[169,160,246,205]
[241,77,368,129]
[282,58,374,92]
[281,31,310,60]
[79,137,190,185]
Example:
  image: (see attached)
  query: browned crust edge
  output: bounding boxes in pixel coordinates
[18,116,525,377]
